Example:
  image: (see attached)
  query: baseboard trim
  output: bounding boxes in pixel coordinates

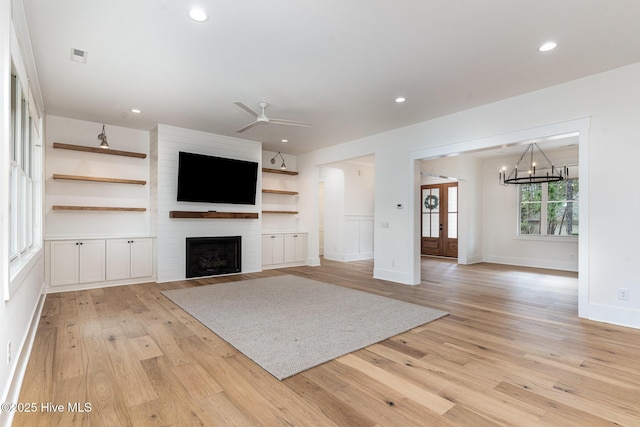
[584,303,640,330]
[0,287,46,427]
[373,268,418,285]
[482,255,578,272]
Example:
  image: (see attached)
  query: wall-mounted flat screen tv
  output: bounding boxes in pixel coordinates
[177,151,258,205]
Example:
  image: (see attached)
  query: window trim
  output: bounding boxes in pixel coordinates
[7,66,42,294]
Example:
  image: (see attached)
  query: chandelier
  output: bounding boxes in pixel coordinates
[499,142,568,185]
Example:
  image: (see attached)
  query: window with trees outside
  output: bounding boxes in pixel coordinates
[519,179,579,237]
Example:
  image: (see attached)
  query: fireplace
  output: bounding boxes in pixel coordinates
[186,236,241,278]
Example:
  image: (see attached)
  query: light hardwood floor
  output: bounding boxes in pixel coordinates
[13,258,640,426]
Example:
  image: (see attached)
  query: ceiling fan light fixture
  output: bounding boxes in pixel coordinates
[234,101,312,133]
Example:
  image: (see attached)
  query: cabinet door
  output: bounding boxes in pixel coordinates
[262,235,274,265]
[272,234,284,264]
[284,233,307,263]
[50,240,80,286]
[130,238,153,278]
[263,234,284,265]
[293,233,307,262]
[78,240,106,284]
[106,239,131,281]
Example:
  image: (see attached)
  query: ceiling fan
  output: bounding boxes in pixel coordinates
[234,102,312,133]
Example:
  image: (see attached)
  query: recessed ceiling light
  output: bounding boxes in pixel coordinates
[539,41,557,52]
[281,139,288,143]
[189,7,208,22]
[130,108,142,114]
[395,97,406,103]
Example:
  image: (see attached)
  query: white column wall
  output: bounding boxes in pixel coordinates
[153,124,262,282]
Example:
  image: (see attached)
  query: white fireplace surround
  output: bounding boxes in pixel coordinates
[152,124,263,282]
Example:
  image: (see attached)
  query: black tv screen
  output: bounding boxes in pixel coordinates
[177,151,258,205]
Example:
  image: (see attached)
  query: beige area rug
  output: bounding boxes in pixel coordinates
[162,275,448,380]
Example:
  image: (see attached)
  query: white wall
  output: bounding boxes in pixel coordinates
[153,124,262,282]
[298,61,640,329]
[44,115,151,238]
[1,2,47,425]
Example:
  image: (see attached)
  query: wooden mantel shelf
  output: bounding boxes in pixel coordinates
[170,211,259,219]
[53,142,147,159]
[262,167,298,176]
[53,174,147,185]
[53,205,146,212]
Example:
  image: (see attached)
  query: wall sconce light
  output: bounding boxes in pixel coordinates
[270,152,286,170]
[98,124,109,149]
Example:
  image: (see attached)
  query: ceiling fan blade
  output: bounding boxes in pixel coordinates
[269,118,312,127]
[237,121,261,133]
[234,102,259,118]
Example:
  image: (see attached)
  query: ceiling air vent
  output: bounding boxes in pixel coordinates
[70,48,88,64]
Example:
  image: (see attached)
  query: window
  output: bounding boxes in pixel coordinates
[9,70,39,262]
[519,179,579,237]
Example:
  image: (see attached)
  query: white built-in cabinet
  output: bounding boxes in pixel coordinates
[48,237,154,287]
[106,238,154,280]
[50,239,106,286]
[262,232,307,269]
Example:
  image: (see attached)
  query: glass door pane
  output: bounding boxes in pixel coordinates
[447,186,457,239]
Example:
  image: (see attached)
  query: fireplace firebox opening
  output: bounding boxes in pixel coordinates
[186,236,241,278]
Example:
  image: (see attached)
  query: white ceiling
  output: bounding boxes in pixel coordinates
[22,0,640,155]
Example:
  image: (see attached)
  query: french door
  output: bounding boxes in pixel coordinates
[421,183,458,258]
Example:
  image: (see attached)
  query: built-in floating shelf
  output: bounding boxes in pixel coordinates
[52,174,147,185]
[262,168,298,176]
[262,189,299,195]
[262,210,299,215]
[53,142,147,159]
[169,211,259,219]
[52,205,146,212]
